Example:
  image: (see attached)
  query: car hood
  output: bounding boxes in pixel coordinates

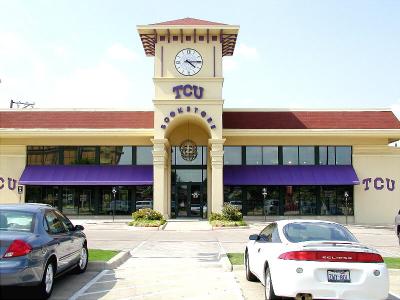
[0,231,36,258]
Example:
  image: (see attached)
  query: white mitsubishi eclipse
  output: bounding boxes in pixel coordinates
[245,220,389,300]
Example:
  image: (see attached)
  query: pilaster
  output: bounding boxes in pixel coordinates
[209,138,225,213]
[152,139,169,217]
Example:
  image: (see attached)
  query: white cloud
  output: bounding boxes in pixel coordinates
[106,43,138,62]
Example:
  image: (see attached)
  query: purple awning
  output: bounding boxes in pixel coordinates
[19,165,153,186]
[224,165,359,186]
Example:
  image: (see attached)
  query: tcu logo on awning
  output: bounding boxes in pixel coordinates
[362,177,396,192]
[0,176,18,191]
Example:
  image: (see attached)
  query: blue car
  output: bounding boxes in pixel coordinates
[0,203,88,299]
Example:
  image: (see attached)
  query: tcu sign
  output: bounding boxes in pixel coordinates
[173,84,204,99]
[362,177,396,192]
[0,176,18,191]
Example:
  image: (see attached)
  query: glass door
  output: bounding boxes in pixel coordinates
[175,183,204,218]
[78,189,93,215]
[189,184,201,217]
[177,184,189,217]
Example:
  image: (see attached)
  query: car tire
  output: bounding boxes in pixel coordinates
[36,261,55,299]
[245,252,258,282]
[74,245,88,274]
[264,266,278,300]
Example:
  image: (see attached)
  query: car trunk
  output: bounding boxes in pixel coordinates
[0,231,34,258]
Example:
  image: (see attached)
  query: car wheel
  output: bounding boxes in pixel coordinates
[264,266,277,300]
[37,261,55,299]
[245,252,258,282]
[74,245,88,274]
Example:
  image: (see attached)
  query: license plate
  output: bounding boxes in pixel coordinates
[327,270,351,283]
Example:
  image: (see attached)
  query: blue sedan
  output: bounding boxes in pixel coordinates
[0,203,88,299]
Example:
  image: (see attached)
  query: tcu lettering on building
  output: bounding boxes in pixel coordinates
[173,84,204,99]
[0,176,18,191]
[362,177,396,191]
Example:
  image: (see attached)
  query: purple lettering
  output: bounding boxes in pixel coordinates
[164,117,170,123]
[161,124,167,129]
[362,178,372,191]
[207,117,212,123]
[173,85,183,99]
[0,177,4,190]
[201,111,206,118]
[193,85,204,99]
[386,178,395,191]
[170,111,176,118]
[186,106,191,112]
[194,107,199,113]
[7,178,16,191]
[374,177,384,190]
[177,107,183,114]
[183,84,193,97]
[210,124,216,129]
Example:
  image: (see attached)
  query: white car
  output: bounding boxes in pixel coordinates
[245,220,389,300]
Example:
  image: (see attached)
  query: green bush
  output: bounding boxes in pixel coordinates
[132,208,164,221]
[209,212,224,221]
[222,203,243,221]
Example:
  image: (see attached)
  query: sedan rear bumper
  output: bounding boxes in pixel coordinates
[271,260,389,300]
[0,262,44,286]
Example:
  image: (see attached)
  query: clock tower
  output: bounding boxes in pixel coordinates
[137,18,239,217]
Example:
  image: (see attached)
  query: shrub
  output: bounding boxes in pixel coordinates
[209,212,224,221]
[222,203,243,221]
[132,208,164,221]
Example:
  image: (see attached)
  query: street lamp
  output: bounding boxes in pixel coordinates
[262,187,268,222]
[112,187,117,222]
[344,191,349,225]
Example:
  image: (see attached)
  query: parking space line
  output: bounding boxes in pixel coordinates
[68,269,108,300]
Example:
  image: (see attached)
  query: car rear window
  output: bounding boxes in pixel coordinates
[283,222,357,243]
[0,210,35,232]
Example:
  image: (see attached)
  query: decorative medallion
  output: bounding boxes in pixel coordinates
[179,139,198,161]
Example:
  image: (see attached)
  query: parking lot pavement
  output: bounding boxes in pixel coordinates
[69,240,244,300]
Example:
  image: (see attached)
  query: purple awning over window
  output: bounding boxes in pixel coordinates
[19,165,153,186]
[224,165,359,186]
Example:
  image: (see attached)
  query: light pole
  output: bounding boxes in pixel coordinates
[344,191,349,225]
[262,187,268,222]
[112,187,117,222]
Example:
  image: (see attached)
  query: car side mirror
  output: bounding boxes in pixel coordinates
[249,234,259,241]
[75,225,84,231]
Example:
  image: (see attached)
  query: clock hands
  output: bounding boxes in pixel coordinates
[185,60,196,68]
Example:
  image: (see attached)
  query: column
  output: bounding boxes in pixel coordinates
[152,139,169,217]
[209,138,225,213]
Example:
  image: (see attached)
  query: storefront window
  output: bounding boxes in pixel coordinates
[246,186,264,216]
[262,147,278,165]
[319,146,336,165]
[135,186,153,211]
[284,186,299,215]
[328,146,336,165]
[137,146,153,165]
[174,146,205,166]
[26,186,42,202]
[100,146,116,164]
[62,187,77,214]
[298,186,317,215]
[224,186,243,213]
[299,147,315,165]
[175,169,206,182]
[320,186,338,215]
[264,186,280,216]
[336,186,354,215]
[336,146,352,165]
[64,146,78,165]
[78,146,97,164]
[246,147,262,165]
[224,147,242,165]
[27,146,43,165]
[43,147,59,165]
[283,147,299,165]
[118,146,132,165]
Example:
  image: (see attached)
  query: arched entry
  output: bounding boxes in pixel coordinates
[166,116,211,218]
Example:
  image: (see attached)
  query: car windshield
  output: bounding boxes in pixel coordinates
[0,210,35,232]
[283,222,358,243]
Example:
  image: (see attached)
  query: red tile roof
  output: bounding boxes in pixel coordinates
[151,18,227,26]
[222,111,400,129]
[1,110,399,130]
[0,111,154,129]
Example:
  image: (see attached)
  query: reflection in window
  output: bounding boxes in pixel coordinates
[336,146,352,165]
[175,169,206,182]
[135,186,153,211]
[283,147,299,165]
[174,146,205,166]
[320,187,338,215]
[43,147,59,165]
[224,186,243,212]
[246,147,262,165]
[246,186,263,216]
[263,147,278,165]
[336,187,354,215]
[78,146,96,164]
[298,186,317,215]
[299,147,315,165]
[64,147,78,165]
[137,146,153,165]
[27,146,43,165]
[224,147,242,165]
[284,186,299,215]
[328,146,336,165]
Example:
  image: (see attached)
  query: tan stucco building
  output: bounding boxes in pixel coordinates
[1,18,400,224]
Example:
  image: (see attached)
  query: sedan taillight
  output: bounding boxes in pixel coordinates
[3,240,32,258]
[278,251,383,263]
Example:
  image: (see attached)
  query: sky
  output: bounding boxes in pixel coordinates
[0,0,399,118]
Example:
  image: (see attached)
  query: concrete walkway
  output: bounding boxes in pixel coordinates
[164,219,212,231]
[69,238,243,300]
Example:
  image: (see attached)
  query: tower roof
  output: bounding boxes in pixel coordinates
[137,18,239,57]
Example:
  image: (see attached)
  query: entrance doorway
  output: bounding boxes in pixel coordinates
[175,183,205,218]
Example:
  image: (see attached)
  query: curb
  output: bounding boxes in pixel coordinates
[159,222,168,230]
[212,225,250,230]
[87,250,131,272]
[217,241,234,272]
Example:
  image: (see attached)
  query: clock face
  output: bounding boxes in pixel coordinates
[174,48,203,76]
